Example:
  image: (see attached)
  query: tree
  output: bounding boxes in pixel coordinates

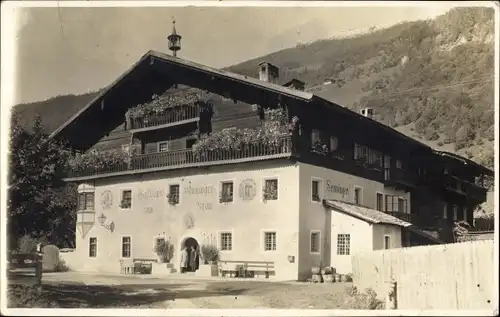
[8,112,77,250]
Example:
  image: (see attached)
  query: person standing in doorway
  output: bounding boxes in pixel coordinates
[189,246,198,272]
[180,246,189,273]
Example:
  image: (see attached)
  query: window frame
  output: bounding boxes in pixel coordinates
[89,237,97,258]
[78,192,95,211]
[376,192,384,211]
[168,184,181,205]
[218,231,234,252]
[311,178,322,203]
[263,178,279,201]
[262,230,277,252]
[120,189,132,210]
[337,233,351,255]
[353,186,363,205]
[329,136,339,152]
[158,141,170,153]
[310,230,321,254]
[219,180,235,203]
[384,235,391,250]
[121,236,132,258]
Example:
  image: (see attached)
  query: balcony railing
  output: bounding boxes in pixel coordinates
[127,104,200,131]
[386,211,412,223]
[443,175,487,200]
[65,136,293,179]
[384,168,418,189]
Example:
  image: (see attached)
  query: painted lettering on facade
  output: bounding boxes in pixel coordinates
[197,202,213,212]
[144,207,153,213]
[326,180,349,199]
[184,183,215,196]
[137,189,164,200]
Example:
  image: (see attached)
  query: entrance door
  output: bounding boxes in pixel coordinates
[181,237,200,272]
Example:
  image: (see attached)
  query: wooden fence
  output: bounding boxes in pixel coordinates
[351,240,496,310]
[7,252,43,286]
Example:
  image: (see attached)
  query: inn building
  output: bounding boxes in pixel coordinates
[52,23,493,280]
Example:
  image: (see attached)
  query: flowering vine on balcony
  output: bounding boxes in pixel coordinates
[67,149,130,173]
[192,108,292,156]
[125,88,210,119]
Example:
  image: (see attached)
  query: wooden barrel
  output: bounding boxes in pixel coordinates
[323,274,334,283]
[312,273,323,283]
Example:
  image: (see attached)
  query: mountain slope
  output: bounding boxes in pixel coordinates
[13,7,495,170]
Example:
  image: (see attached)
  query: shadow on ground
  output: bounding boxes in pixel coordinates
[8,282,249,308]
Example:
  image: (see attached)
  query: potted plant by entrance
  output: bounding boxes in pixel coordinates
[196,244,219,277]
[151,240,174,276]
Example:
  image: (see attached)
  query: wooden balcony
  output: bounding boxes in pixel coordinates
[64,136,293,180]
[127,104,200,132]
[443,175,487,202]
[384,168,418,191]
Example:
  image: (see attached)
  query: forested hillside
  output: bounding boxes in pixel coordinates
[13,7,495,169]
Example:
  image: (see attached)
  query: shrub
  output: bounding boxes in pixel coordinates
[54,258,69,272]
[200,244,219,263]
[154,240,174,263]
[343,286,385,310]
[18,235,47,254]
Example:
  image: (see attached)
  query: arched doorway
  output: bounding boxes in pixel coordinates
[181,237,200,272]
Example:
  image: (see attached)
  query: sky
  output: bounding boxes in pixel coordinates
[11,2,458,105]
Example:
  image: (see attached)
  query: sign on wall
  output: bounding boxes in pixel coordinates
[184,183,216,196]
[326,180,349,199]
[138,189,165,200]
[239,179,257,201]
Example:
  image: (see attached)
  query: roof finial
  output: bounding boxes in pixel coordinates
[167,17,181,57]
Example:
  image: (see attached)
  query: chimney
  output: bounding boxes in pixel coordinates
[360,107,374,119]
[258,62,279,84]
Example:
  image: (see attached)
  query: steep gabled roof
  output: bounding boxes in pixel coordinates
[48,51,494,177]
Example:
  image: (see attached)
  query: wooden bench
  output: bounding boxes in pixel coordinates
[219,260,275,279]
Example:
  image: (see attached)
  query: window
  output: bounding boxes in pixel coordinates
[220,232,233,251]
[368,149,383,168]
[462,207,468,221]
[264,179,278,200]
[384,236,391,250]
[220,181,234,203]
[443,203,448,219]
[453,205,458,221]
[264,232,277,251]
[376,193,384,211]
[78,192,95,210]
[396,160,402,169]
[168,184,180,205]
[354,187,362,205]
[354,143,369,161]
[337,234,350,255]
[386,195,398,212]
[122,236,131,258]
[312,180,321,202]
[89,237,97,257]
[158,141,169,152]
[121,190,132,209]
[329,136,338,152]
[311,129,320,145]
[398,198,406,213]
[310,231,321,253]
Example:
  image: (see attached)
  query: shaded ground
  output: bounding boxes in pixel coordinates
[7,273,381,309]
